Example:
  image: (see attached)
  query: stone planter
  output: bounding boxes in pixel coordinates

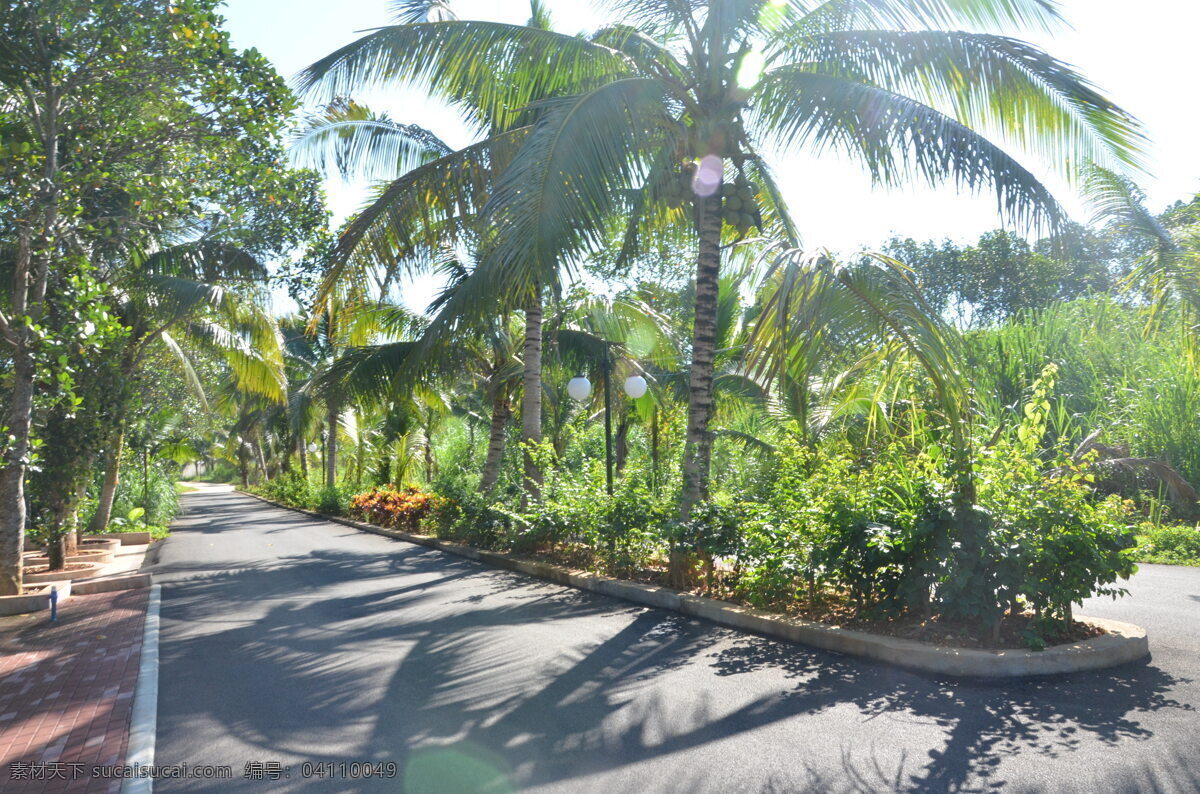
[23,548,115,567]
[84,531,151,546]
[79,537,121,553]
[0,580,72,617]
[23,562,105,584]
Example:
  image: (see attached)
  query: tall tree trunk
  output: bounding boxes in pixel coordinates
[0,91,59,595]
[253,440,269,484]
[65,475,88,556]
[673,186,723,588]
[355,429,366,486]
[238,443,250,489]
[520,286,543,508]
[614,409,630,476]
[423,419,435,485]
[650,405,660,494]
[299,436,309,478]
[680,189,723,519]
[88,427,125,534]
[0,349,35,594]
[325,402,339,489]
[46,495,72,572]
[480,390,511,493]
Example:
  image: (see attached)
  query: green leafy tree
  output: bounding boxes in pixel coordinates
[0,0,321,593]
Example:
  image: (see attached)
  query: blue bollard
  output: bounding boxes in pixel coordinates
[49,585,57,622]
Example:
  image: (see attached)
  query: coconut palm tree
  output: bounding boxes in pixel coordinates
[298,1,594,507]
[299,0,1144,527]
[86,239,287,533]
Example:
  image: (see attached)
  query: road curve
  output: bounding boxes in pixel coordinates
[148,485,1200,793]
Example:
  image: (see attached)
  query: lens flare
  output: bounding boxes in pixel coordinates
[736,50,766,90]
[692,155,723,197]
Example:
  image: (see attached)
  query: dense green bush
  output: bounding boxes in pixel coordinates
[1137,523,1200,564]
[110,456,180,528]
[257,471,315,508]
[313,483,356,516]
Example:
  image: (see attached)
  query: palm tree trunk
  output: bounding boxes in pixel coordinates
[520,285,543,508]
[355,430,366,486]
[423,419,435,485]
[299,436,309,477]
[680,190,723,519]
[673,188,724,588]
[253,440,268,484]
[238,444,250,489]
[650,405,660,494]
[325,402,339,488]
[614,409,630,476]
[88,427,125,534]
[480,391,511,492]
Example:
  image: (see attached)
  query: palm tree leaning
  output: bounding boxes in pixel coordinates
[298,1,1143,539]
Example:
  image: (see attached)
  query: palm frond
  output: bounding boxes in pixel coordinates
[318,127,530,305]
[296,21,635,130]
[290,98,452,181]
[482,78,674,291]
[791,0,1064,34]
[389,0,456,23]
[753,68,1066,230]
[776,30,1144,175]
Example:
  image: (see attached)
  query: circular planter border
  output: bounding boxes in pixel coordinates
[24,562,106,584]
[24,549,115,566]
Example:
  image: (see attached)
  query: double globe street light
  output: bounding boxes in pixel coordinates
[568,343,648,496]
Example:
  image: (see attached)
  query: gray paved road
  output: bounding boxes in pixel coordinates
[149,485,1200,793]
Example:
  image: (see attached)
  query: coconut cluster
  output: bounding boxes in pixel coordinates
[721,174,760,235]
[658,165,695,209]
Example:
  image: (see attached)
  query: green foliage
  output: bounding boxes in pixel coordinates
[257,471,315,509]
[107,507,171,541]
[1137,524,1200,565]
[313,484,357,516]
[110,456,181,529]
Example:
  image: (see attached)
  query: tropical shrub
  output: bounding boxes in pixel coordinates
[349,485,442,531]
[257,471,315,508]
[110,457,180,528]
[1137,523,1200,565]
[313,483,357,516]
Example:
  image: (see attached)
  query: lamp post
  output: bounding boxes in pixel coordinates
[567,342,648,496]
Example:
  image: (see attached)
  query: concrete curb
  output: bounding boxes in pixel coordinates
[239,490,1150,678]
[0,580,73,617]
[73,573,154,595]
[122,583,161,794]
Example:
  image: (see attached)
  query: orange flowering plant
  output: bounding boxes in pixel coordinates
[349,485,444,532]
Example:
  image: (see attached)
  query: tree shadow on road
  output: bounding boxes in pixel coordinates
[151,536,1196,794]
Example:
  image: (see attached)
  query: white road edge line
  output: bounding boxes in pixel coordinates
[122,583,161,794]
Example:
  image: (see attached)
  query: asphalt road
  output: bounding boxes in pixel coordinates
[148,485,1200,793]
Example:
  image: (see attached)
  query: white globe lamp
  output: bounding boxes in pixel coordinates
[623,375,649,399]
[567,376,592,401]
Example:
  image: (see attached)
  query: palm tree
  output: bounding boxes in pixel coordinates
[298,1,591,507]
[299,0,1143,527]
[87,239,287,532]
[1085,167,1200,368]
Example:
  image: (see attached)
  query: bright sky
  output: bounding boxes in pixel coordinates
[221,0,1200,311]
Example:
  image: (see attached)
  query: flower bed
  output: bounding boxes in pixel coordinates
[348,485,443,532]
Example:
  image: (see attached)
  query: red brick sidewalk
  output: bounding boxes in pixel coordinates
[0,588,149,793]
